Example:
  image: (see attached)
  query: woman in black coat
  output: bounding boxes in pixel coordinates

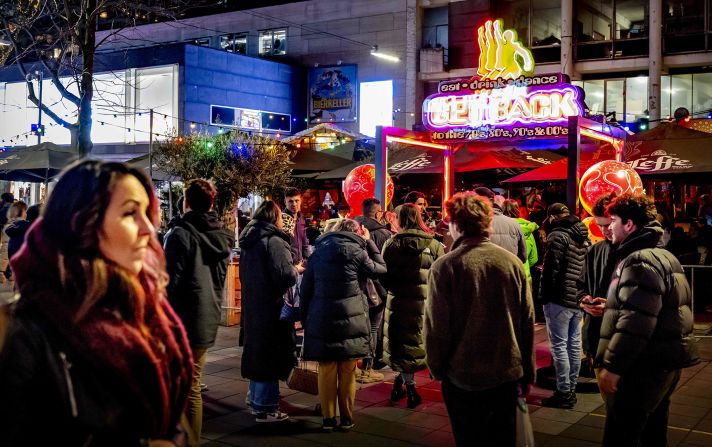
[382,204,444,408]
[238,200,301,423]
[300,218,386,432]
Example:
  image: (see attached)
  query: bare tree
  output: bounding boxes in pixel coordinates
[0,0,203,156]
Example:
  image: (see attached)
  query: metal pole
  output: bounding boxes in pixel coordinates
[37,71,43,145]
[149,109,154,180]
[374,125,388,206]
[648,0,663,128]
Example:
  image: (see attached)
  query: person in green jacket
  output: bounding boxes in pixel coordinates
[381,204,444,408]
[503,199,538,284]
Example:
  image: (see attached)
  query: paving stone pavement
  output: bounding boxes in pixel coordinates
[199,324,712,446]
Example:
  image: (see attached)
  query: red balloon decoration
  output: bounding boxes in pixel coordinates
[579,160,643,215]
[343,164,394,217]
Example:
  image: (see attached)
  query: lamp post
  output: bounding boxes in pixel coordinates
[26,71,44,144]
[36,71,43,145]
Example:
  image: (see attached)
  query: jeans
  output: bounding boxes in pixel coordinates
[603,368,681,447]
[400,372,415,385]
[248,380,280,413]
[441,379,518,447]
[544,302,583,393]
[362,302,385,369]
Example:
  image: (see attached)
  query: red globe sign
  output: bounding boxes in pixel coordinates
[579,160,644,215]
[343,164,394,217]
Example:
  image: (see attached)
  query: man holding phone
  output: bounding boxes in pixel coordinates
[577,193,618,374]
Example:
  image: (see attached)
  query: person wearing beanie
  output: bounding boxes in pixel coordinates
[539,203,590,409]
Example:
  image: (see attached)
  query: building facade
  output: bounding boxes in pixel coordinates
[1,0,710,155]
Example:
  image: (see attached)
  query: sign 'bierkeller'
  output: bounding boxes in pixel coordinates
[422,19,585,143]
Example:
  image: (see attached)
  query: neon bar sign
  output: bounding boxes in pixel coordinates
[423,19,585,142]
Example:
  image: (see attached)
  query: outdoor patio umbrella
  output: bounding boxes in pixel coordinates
[290,147,356,172]
[0,142,79,182]
[624,123,712,174]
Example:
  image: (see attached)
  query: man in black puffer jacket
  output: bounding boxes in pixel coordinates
[539,203,590,409]
[596,194,699,447]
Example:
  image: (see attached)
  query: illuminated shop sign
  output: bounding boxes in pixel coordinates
[423,19,584,142]
[210,105,291,133]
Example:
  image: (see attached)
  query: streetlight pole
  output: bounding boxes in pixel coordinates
[37,70,43,145]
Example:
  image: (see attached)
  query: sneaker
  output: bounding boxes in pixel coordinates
[255,411,289,423]
[322,417,337,432]
[356,368,384,384]
[339,417,355,431]
[200,383,208,392]
[541,390,575,409]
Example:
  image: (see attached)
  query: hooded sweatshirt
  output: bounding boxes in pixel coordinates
[515,217,539,280]
[164,211,234,348]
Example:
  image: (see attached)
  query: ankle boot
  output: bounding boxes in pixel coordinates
[406,384,422,408]
[390,374,406,401]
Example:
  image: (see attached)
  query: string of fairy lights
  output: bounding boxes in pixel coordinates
[4,103,712,149]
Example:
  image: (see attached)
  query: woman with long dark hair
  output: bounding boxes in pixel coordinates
[239,200,300,423]
[381,204,444,408]
[0,160,193,446]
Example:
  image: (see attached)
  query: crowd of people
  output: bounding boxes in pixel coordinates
[0,159,701,447]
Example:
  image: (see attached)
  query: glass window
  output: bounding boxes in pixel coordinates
[616,0,648,39]
[582,80,605,115]
[606,79,624,122]
[692,73,712,116]
[660,75,671,119]
[671,74,692,116]
[665,0,704,34]
[532,0,561,46]
[220,34,247,54]
[625,76,648,123]
[135,66,178,143]
[259,29,287,56]
[577,0,613,42]
[92,72,129,144]
[359,81,393,138]
[493,0,530,45]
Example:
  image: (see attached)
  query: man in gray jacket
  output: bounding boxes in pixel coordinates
[474,187,527,263]
[425,191,535,446]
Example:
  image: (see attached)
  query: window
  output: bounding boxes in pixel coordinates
[625,76,648,123]
[615,0,647,40]
[577,0,613,42]
[359,81,393,138]
[220,34,247,54]
[692,73,712,116]
[493,0,529,47]
[605,80,624,122]
[671,75,693,116]
[259,29,287,56]
[532,0,561,46]
[581,80,605,115]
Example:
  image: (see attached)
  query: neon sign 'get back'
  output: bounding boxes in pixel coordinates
[422,18,585,142]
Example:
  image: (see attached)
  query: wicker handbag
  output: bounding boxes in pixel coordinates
[287,348,319,395]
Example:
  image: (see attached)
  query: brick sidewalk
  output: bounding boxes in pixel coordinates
[200,325,712,447]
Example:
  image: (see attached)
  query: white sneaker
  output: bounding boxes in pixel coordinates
[255,411,289,423]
